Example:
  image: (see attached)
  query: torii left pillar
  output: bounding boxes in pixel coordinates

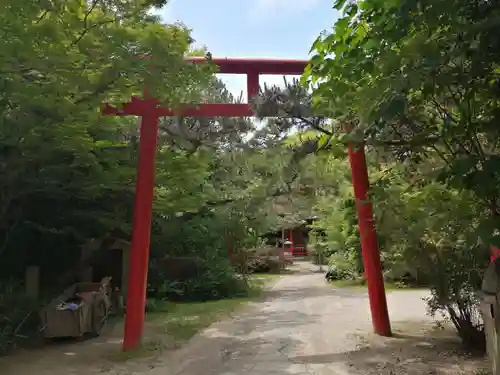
[122,99,160,351]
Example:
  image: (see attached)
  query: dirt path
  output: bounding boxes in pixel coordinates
[0,262,488,374]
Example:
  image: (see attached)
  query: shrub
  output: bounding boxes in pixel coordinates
[247,256,283,273]
[422,243,488,351]
[148,256,248,302]
[373,174,490,350]
[241,246,286,274]
[325,253,359,281]
[0,281,41,355]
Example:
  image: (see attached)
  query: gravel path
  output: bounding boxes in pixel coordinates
[159,264,486,375]
[0,262,488,375]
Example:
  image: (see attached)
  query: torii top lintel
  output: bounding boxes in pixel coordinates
[102,57,308,118]
[188,57,308,75]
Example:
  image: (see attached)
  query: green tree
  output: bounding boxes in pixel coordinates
[305,0,500,241]
[0,0,218,351]
[0,0,214,270]
[304,0,500,348]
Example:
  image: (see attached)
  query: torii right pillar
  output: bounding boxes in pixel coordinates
[347,142,392,336]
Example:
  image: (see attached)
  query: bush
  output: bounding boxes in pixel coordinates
[247,257,271,273]
[325,253,359,281]
[148,256,249,302]
[422,243,488,351]
[247,256,283,273]
[373,174,490,350]
[239,246,286,274]
[0,281,41,355]
[146,207,268,301]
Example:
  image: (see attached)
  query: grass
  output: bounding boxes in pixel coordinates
[147,298,248,341]
[108,273,279,361]
[150,273,279,339]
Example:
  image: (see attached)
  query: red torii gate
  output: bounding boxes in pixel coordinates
[103,57,391,351]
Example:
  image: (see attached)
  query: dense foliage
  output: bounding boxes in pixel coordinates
[302,0,500,349]
[0,0,286,353]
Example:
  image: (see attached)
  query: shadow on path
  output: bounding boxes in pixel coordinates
[262,284,367,302]
[287,327,487,375]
